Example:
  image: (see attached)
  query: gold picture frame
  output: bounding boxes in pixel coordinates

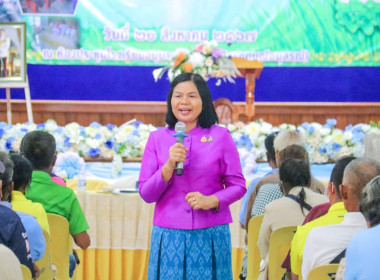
[0,22,27,86]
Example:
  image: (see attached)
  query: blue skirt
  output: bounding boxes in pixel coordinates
[148,225,232,280]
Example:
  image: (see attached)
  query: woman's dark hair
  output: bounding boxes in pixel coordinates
[280,158,311,215]
[10,153,33,191]
[20,130,56,170]
[165,72,219,128]
[360,175,380,227]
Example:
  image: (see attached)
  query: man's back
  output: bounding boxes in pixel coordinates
[345,223,380,279]
[302,212,368,279]
[26,170,89,236]
[290,202,347,276]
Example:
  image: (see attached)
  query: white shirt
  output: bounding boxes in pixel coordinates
[302,212,368,280]
[0,35,11,58]
[0,244,23,280]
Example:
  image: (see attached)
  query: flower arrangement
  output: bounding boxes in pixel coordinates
[153,41,240,85]
[227,119,380,163]
[53,151,85,180]
[0,119,379,164]
[0,119,157,159]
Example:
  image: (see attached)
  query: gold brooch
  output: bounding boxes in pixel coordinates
[201,135,207,142]
[207,136,213,142]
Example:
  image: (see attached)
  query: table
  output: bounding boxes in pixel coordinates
[68,162,334,280]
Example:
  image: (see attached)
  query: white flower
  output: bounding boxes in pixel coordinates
[86,138,100,149]
[45,119,58,132]
[260,121,273,135]
[343,131,353,141]
[279,123,296,130]
[188,52,205,68]
[310,122,323,130]
[320,127,331,136]
[152,68,164,82]
[167,69,175,81]
[324,135,333,144]
[205,57,213,67]
[332,129,345,145]
[361,124,371,132]
[227,124,236,132]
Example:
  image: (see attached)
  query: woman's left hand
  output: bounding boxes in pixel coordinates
[185,192,219,211]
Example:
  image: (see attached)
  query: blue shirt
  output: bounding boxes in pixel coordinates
[0,204,35,278]
[345,223,380,280]
[238,168,278,225]
[1,201,46,261]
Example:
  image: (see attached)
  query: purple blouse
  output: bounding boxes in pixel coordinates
[138,125,246,230]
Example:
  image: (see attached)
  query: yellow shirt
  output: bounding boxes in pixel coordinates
[11,190,50,234]
[290,201,347,275]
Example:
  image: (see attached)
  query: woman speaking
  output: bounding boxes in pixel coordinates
[139,72,246,280]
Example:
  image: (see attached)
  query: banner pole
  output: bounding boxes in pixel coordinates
[24,75,34,123]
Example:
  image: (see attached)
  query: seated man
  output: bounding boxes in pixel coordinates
[0,153,36,278]
[244,130,325,229]
[250,144,325,218]
[21,131,90,249]
[290,156,355,280]
[10,153,50,235]
[20,131,91,276]
[239,132,279,228]
[302,158,380,279]
[344,175,380,279]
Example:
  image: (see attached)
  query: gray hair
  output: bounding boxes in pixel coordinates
[273,130,305,152]
[360,175,380,226]
[0,152,14,189]
[344,158,380,202]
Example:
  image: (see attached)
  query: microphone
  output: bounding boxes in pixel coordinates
[173,122,188,176]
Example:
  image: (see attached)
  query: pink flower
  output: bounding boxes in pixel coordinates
[195,43,203,52]
[212,48,224,60]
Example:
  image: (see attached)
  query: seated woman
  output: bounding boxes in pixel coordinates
[257,158,328,279]
[10,153,50,235]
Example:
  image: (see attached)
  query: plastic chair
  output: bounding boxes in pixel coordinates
[307,264,339,280]
[20,264,33,280]
[246,215,264,280]
[214,97,238,124]
[267,226,297,280]
[47,213,73,280]
[36,230,55,280]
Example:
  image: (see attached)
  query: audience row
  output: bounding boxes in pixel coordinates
[0,131,91,279]
[239,130,380,280]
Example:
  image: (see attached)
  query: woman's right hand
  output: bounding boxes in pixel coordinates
[162,143,187,182]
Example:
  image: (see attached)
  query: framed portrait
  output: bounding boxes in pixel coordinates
[0,22,27,86]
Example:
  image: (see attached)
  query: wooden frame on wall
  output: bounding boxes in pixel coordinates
[1,100,379,129]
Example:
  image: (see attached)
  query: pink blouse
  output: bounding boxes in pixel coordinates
[138,125,246,230]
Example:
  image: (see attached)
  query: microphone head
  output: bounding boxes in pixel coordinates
[175,122,186,133]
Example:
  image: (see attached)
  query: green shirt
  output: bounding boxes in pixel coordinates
[26,171,89,235]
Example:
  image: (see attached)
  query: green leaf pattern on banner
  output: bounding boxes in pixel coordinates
[335,0,380,36]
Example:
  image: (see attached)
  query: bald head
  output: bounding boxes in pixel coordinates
[342,158,380,212]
